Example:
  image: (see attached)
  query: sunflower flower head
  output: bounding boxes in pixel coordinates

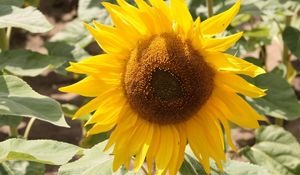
[60,0,266,174]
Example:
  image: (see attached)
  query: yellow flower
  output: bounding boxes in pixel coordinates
[60,0,266,174]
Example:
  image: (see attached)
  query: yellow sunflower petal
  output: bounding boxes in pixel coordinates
[87,122,116,136]
[134,123,154,172]
[224,54,266,77]
[204,99,237,151]
[85,106,122,126]
[74,88,122,120]
[93,20,137,48]
[104,111,138,151]
[148,0,173,33]
[127,121,151,156]
[102,3,142,42]
[174,124,187,173]
[113,151,129,171]
[186,119,210,174]
[67,62,122,78]
[117,0,157,35]
[85,92,125,125]
[168,126,180,175]
[203,32,243,52]
[202,51,236,70]
[194,115,225,162]
[102,2,149,36]
[84,23,131,53]
[134,0,162,35]
[213,87,264,128]
[215,72,266,98]
[203,51,265,77]
[146,125,160,175]
[156,125,174,173]
[190,17,204,51]
[170,0,193,36]
[59,76,117,97]
[218,115,237,151]
[112,119,150,172]
[201,0,241,35]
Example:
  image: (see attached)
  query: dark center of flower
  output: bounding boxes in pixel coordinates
[151,69,183,101]
[123,33,215,124]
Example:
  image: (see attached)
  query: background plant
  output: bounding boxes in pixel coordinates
[0,0,300,174]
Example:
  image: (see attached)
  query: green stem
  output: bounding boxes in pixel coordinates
[9,127,18,137]
[23,118,36,139]
[276,15,293,126]
[275,118,284,126]
[206,0,214,17]
[282,44,290,69]
[6,27,12,47]
[0,28,9,51]
[283,16,292,70]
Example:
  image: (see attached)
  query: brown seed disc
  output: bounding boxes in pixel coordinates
[123,33,215,125]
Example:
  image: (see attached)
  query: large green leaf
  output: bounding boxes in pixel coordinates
[50,19,93,48]
[0,5,52,33]
[0,161,45,175]
[0,0,23,6]
[58,141,113,175]
[45,41,91,75]
[240,125,300,175]
[245,70,300,120]
[45,41,90,62]
[0,75,68,127]
[58,141,142,175]
[0,115,22,127]
[283,26,300,60]
[181,146,268,175]
[0,138,82,165]
[0,50,65,77]
[219,161,269,175]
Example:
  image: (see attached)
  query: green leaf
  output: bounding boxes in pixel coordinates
[50,19,93,47]
[45,41,90,62]
[283,26,300,59]
[58,141,113,175]
[58,141,142,175]
[240,125,300,175]
[182,146,268,175]
[245,70,300,120]
[239,4,262,15]
[0,5,52,33]
[0,161,45,175]
[0,50,65,77]
[180,154,206,175]
[231,14,251,26]
[218,161,269,175]
[245,28,270,38]
[78,0,111,23]
[0,75,68,127]
[0,0,23,6]
[0,138,82,165]
[45,41,91,75]
[0,115,22,127]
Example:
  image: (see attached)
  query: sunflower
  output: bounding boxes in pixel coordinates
[60,0,266,174]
